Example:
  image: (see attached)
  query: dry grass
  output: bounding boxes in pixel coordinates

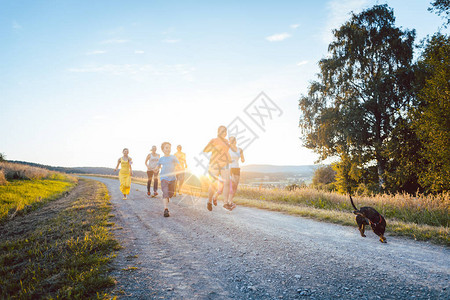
[233,197,449,245]
[0,162,67,182]
[236,186,450,228]
[0,170,6,185]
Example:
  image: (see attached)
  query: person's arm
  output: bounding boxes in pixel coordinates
[183,154,187,169]
[203,140,213,152]
[114,158,120,172]
[129,162,133,176]
[145,154,150,168]
[240,148,245,163]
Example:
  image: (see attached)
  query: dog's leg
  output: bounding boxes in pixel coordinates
[356,216,367,237]
[359,223,366,237]
[379,235,387,243]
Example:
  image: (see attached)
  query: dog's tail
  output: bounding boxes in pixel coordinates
[349,194,358,211]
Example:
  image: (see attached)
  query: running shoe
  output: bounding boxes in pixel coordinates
[207,202,213,211]
[223,203,232,211]
[213,194,218,206]
[154,192,158,196]
[164,209,170,217]
[229,203,237,210]
[123,195,127,200]
[147,191,151,196]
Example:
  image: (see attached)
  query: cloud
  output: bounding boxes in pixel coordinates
[134,50,145,54]
[297,60,309,66]
[266,33,291,42]
[162,39,180,43]
[323,0,368,43]
[67,63,195,82]
[100,39,129,44]
[86,50,106,55]
[290,24,300,29]
[12,21,21,30]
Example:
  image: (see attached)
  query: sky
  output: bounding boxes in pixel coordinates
[0,0,446,174]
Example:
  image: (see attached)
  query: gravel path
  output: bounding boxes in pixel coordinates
[86,176,449,299]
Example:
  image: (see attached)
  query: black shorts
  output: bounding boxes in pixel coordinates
[231,168,240,176]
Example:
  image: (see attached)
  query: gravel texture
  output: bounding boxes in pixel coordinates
[87,176,450,299]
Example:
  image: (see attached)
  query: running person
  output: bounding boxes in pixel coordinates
[228,136,245,209]
[145,145,160,197]
[114,148,133,200]
[174,145,187,196]
[157,142,179,217]
[203,125,232,211]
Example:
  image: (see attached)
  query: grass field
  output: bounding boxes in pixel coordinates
[0,178,76,223]
[0,179,120,299]
[234,186,449,245]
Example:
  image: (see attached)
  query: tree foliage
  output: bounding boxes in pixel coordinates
[312,165,336,186]
[429,0,450,27]
[412,33,450,192]
[299,5,415,193]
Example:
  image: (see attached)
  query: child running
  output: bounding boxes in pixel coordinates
[114,148,133,200]
[174,145,187,196]
[157,142,180,217]
[145,145,160,197]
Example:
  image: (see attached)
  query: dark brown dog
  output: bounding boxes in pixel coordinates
[350,195,387,243]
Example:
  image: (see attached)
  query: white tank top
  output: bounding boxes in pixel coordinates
[229,148,241,168]
[147,153,160,171]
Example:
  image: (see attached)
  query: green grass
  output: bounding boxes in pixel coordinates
[0,179,120,299]
[0,177,76,223]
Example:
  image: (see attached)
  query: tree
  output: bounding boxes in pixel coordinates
[0,153,5,162]
[299,5,415,193]
[312,165,336,185]
[412,33,450,192]
[429,0,450,27]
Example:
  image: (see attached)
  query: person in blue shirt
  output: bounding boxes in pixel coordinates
[157,142,179,217]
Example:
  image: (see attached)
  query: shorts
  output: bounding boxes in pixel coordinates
[208,164,229,181]
[230,168,240,176]
[161,179,175,199]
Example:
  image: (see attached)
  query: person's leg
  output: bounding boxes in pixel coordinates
[220,168,230,205]
[207,167,219,210]
[153,171,159,194]
[147,171,153,195]
[161,179,170,216]
[175,174,180,195]
[228,174,240,204]
[178,172,185,194]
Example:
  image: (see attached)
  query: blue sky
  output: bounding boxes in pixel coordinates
[0,0,446,173]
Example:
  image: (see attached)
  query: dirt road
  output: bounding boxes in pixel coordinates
[86,176,449,299]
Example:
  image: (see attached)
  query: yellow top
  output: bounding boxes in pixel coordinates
[120,158,131,173]
[175,151,186,171]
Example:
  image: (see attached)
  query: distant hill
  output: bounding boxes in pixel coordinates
[10,161,148,178]
[241,164,320,175]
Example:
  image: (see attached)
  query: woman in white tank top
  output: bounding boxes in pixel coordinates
[228,136,245,208]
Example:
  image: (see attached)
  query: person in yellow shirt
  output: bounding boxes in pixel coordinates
[114,148,133,200]
[174,145,187,196]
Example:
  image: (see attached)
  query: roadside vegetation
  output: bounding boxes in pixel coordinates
[0,178,119,298]
[0,162,120,298]
[0,162,76,222]
[234,186,449,245]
